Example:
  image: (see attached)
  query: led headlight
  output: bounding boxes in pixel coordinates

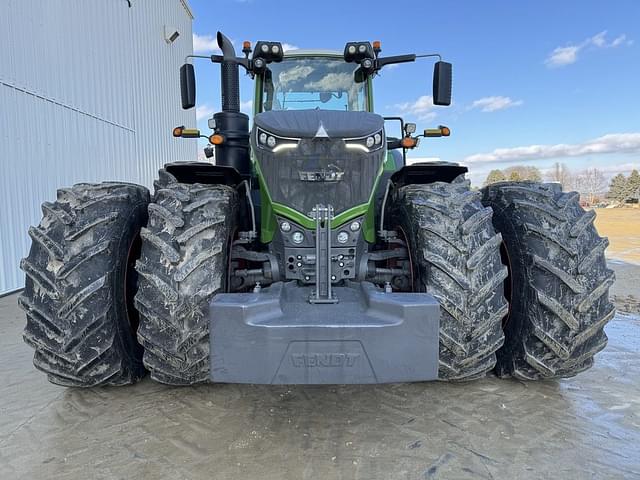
[349,221,361,232]
[255,127,300,153]
[344,129,385,153]
[253,41,284,64]
[280,221,291,232]
[337,231,349,244]
[291,231,304,244]
[343,42,374,63]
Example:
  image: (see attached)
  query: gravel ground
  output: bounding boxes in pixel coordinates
[0,262,639,480]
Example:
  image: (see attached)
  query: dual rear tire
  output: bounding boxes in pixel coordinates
[18,177,236,387]
[389,177,615,381]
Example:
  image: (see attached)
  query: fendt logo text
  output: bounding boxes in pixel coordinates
[290,353,360,368]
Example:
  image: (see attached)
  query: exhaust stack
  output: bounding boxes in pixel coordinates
[213,31,250,177]
[217,32,240,113]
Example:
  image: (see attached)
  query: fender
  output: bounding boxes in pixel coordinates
[390,162,468,187]
[164,162,243,187]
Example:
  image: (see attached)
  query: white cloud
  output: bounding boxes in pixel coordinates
[545,31,632,67]
[538,162,640,177]
[590,31,607,47]
[611,34,631,47]
[282,43,299,52]
[546,46,581,66]
[393,95,437,121]
[193,33,221,54]
[464,133,640,165]
[196,104,214,121]
[583,162,640,175]
[470,96,523,112]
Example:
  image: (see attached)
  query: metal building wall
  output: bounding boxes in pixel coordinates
[0,0,197,294]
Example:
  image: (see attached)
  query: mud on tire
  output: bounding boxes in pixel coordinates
[389,175,509,380]
[482,182,616,380]
[19,183,150,387]
[134,178,238,385]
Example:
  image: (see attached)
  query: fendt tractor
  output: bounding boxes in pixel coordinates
[20,32,615,386]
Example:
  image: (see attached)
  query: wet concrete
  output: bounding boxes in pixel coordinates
[1,264,639,479]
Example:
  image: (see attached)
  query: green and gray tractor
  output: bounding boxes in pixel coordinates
[20,32,615,386]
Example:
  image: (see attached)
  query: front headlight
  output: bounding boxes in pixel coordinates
[256,127,300,153]
[344,128,385,153]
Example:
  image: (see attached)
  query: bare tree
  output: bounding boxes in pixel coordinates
[545,162,574,190]
[575,168,607,205]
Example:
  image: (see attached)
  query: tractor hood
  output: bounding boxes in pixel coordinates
[251,109,387,221]
[254,110,384,138]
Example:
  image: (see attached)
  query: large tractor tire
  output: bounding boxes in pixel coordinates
[19,183,150,387]
[134,180,238,385]
[389,176,509,380]
[482,182,616,380]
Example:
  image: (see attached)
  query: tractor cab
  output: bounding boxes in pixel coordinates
[256,51,371,113]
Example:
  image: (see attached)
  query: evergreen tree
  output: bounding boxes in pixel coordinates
[608,173,628,202]
[626,169,640,202]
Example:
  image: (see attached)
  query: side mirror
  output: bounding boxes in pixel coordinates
[433,61,452,106]
[180,63,196,109]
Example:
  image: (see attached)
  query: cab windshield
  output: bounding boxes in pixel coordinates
[261,56,368,112]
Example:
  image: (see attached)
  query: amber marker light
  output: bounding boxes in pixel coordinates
[209,134,225,145]
[173,126,184,137]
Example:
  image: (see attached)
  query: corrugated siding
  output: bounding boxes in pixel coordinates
[0,0,197,294]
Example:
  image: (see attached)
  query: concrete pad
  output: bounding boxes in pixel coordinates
[1,263,639,480]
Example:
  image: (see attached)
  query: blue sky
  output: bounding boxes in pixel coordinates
[188,0,640,185]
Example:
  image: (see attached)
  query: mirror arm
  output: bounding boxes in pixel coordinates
[209,55,252,73]
[375,54,416,70]
[184,54,252,72]
[375,53,442,71]
[415,53,442,61]
[183,54,212,63]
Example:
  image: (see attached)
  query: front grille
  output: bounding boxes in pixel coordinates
[256,138,384,216]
